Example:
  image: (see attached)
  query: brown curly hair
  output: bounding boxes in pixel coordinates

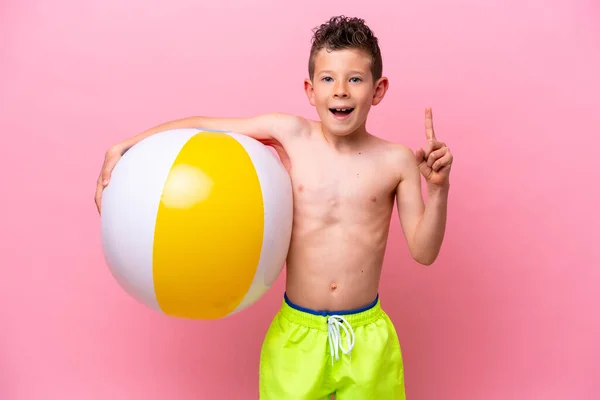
[308,16,383,82]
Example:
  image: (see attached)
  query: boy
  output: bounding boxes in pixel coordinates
[95,16,452,399]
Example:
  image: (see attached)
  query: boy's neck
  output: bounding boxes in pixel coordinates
[320,122,371,152]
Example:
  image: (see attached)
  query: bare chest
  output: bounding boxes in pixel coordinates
[288,151,397,222]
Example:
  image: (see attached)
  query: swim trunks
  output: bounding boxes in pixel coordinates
[259,293,405,399]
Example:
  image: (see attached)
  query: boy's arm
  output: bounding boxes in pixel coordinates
[95,112,307,213]
[395,107,453,265]
[395,160,449,265]
[113,112,307,154]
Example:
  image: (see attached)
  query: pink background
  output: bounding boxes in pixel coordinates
[2,0,599,399]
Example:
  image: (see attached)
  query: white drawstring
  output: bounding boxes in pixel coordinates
[327,315,355,365]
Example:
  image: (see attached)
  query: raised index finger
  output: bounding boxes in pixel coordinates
[425,107,436,142]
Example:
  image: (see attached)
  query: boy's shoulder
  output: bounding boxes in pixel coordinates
[369,134,415,162]
[366,134,418,181]
[253,112,316,139]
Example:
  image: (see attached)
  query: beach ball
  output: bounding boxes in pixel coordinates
[100,129,293,320]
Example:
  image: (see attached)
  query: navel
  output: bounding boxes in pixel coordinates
[330,282,337,291]
[370,196,377,202]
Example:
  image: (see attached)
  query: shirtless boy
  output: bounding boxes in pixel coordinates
[95,16,452,399]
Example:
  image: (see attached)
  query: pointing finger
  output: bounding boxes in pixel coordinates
[425,107,436,143]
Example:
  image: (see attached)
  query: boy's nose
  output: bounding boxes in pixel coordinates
[333,83,349,98]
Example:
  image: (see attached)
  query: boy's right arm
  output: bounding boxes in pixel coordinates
[94,112,307,213]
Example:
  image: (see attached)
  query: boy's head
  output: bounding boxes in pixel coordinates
[308,16,382,83]
[304,16,388,138]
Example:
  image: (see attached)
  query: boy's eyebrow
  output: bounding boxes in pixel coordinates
[317,70,367,75]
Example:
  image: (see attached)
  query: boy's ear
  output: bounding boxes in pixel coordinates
[372,76,389,106]
[304,78,316,106]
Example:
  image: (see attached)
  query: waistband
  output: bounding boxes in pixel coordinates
[280,292,383,331]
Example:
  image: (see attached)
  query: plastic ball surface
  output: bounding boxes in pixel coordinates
[100,129,293,319]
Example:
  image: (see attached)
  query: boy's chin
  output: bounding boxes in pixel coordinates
[322,122,357,137]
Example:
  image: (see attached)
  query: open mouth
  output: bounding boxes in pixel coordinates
[329,108,354,119]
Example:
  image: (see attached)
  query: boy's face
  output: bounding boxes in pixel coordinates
[304,48,388,137]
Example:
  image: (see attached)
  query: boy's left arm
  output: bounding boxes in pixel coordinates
[395,107,453,265]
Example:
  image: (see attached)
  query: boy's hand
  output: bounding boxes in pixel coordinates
[415,107,453,188]
[94,145,124,214]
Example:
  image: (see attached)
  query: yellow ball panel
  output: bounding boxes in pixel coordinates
[153,131,264,319]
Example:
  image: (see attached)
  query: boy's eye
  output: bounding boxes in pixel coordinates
[322,77,333,82]
[350,77,361,83]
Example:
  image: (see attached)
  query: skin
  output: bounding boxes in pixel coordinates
[95,47,453,312]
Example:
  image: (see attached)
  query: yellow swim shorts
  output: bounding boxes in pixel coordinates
[259,293,405,399]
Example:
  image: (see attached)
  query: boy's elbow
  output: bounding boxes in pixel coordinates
[407,229,442,265]
[415,256,436,266]
[411,250,439,266]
